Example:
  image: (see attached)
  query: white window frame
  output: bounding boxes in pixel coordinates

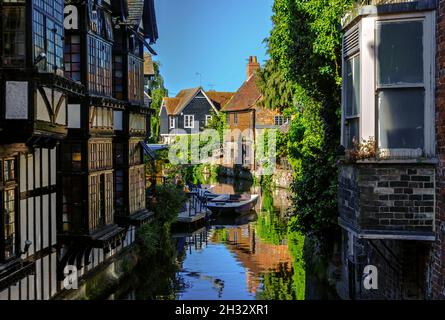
[169,116,175,129]
[184,114,194,129]
[341,11,435,158]
[205,115,212,126]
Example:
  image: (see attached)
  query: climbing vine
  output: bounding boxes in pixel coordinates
[148,61,168,143]
[258,0,354,237]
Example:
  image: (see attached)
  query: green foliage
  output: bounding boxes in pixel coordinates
[205,109,227,138]
[287,231,306,300]
[134,222,179,299]
[148,61,168,143]
[152,183,187,223]
[258,0,353,236]
[132,182,188,299]
[256,188,287,245]
[255,266,297,300]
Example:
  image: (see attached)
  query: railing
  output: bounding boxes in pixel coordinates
[185,189,207,217]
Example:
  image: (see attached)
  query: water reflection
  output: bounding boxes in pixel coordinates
[113,179,306,300]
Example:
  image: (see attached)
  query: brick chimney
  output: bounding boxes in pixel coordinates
[246,56,260,79]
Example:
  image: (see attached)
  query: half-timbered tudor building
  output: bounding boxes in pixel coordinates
[0,0,158,299]
[0,0,84,298]
[58,0,157,284]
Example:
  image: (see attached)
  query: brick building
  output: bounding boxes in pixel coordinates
[337,0,445,299]
[222,56,287,171]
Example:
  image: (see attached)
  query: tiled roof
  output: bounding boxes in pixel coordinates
[222,74,261,112]
[162,97,180,115]
[144,52,155,76]
[162,88,235,115]
[205,91,235,110]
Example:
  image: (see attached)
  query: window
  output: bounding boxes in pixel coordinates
[33,0,64,73]
[129,166,145,214]
[89,106,114,130]
[234,114,238,125]
[128,55,144,103]
[64,35,81,82]
[3,189,16,260]
[87,1,113,41]
[129,114,146,132]
[343,55,360,149]
[274,115,290,126]
[0,158,17,261]
[3,160,15,182]
[169,116,175,129]
[184,115,194,129]
[114,170,125,215]
[2,6,26,67]
[87,35,112,96]
[205,115,212,126]
[226,113,230,125]
[341,12,434,158]
[62,176,82,233]
[61,142,82,171]
[88,172,113,231]
[114,142,125,166]
[129,141,142,166]
[89,140,113,171]
[113,55,124,100]
[376,19,427,155]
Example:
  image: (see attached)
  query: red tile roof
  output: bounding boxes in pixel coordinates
[162,88,234,115]
[163,97,180,115]
[205,91,235,110]
[222,74,261,112]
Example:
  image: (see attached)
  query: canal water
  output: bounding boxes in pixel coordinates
[111,178,309,300]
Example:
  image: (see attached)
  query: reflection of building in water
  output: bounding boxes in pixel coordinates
[210,224,292,294]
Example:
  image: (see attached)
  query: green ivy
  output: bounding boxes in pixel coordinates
[148,61,168,143]
[258,0,354,237]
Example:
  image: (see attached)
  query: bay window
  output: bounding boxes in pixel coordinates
[341,12,434,158]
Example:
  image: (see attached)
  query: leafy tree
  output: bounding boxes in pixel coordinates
[148,61,168,143]
[258,0,354,237]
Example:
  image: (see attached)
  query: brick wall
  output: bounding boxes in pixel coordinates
[255,107,280,126]
[339,164,435,234]
[432,0,445,299]
[227,110,254,132]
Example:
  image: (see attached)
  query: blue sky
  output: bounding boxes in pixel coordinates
[151,0,274,96]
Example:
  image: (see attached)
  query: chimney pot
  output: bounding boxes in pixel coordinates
[246,56,260,79]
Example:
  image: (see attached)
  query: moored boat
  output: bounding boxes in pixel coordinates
[206,194,259,215]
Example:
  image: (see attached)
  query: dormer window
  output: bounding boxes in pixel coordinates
[341,11,435,158]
